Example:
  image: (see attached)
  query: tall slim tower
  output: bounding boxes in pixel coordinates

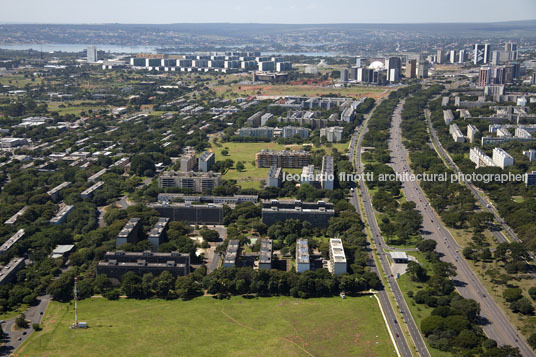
[484,44,491,64]
[87,46,97,63]
[73,277,78,328]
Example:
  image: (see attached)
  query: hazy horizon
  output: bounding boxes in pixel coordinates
[2,0,535,24]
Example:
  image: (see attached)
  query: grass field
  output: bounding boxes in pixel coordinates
[211,141,348,189]
[213,83,390,100]
[17,296,396,357]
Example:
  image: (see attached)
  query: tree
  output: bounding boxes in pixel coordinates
[407,261,427,282]
[529,287,536,301]
[15,313,28,329]
[462,247,474,260]
[32,323,42,331]
[235,162,245,172]
[503,287,523,303]
[130,154,155,176]
[417,239,437,253]
[528,333,536,350]
[121,272,142,298]
[200,229,220,242]
[46,273,74,302]
[510,297,534,315]
[421,315,443,336]
[455,329,479,349]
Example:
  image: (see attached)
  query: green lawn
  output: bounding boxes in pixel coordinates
[18,296,395,357]
[212,142,348,189]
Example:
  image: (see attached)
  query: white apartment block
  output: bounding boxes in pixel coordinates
[320,126,344,142]
[470,147,495,168]
[492,147,514,169]
[467,124,479,143]
[450,124,465,143]
[328,238,347,275]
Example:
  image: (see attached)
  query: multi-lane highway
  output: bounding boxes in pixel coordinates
[390,102,533,356]
[350,103,429,357]
[425,109,536,262]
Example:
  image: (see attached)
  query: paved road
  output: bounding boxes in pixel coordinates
[352,101,430,357]
[0,295,51,356]
[424,109,536,263]
[390,102,533,356]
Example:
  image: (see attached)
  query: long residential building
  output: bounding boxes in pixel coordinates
[97,250,190,278]
[0,257,26,285]
[267,166,283,188]
[321,156,335,190]
[81,181,104,199]
[50,205,74,225]
[443,110,454,125]
[47,181,71,201]
[148,218,169,251]
[222,240,240,268]
[467,124,479,143]
[261,199,334,227]
[4,206,28,225]
[0,229,25,255]
[450,124,465,143]
[492,148,514,169]
[157,193,257,204]
[255,150,311,168]
[259,239,273,269]
[158,171,222,192]
[470,147,496,168]
[296,239,310,273]
[116,218,142,247]
[152,203,223,225]
[328,238,347,275]
[88,169,107,182]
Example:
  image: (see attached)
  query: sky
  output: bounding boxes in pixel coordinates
[1,0,535,24]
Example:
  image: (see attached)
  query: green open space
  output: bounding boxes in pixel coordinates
[211,141,348,189]
[213,83,390,100]
[18,296,395,357]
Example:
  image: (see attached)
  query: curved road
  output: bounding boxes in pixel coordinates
[390,102,533,356]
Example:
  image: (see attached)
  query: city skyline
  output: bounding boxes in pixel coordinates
[1,0,535,24]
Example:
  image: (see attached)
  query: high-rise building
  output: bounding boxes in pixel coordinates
[436,49,445,64]
[87,46,97,63]
[473,44,491,65]
[386,57,401,82]
[478,67,492,87]
[405,59,417,78]
[449,50,457,64]
[355,57,362,67]
[417,61,429,78]
[504,42,518,60]
[340,68,349,82]
[458,50,466,64]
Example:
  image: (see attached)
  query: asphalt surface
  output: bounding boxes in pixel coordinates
[424,109,536,264]
[0,295,51,356]
[390,102,534,356]
[351,102,430,357]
